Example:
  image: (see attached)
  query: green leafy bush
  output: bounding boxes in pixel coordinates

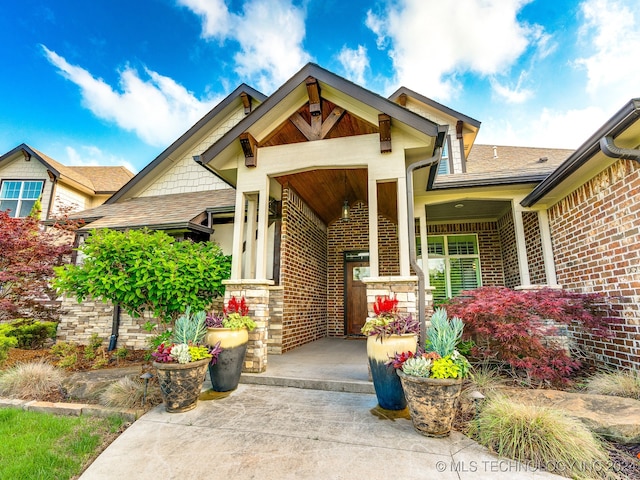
[0,334,18,364]
[0,319,57,349]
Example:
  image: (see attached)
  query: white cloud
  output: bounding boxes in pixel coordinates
[476,105,606,149]
[366,0,542,100]
[490,71,533,104]
[337,46,369,85]
[180,0,310,93]
[65,145,137,173]
[42,45,218,147]
[176,0,232,40]
[575,0,640,103]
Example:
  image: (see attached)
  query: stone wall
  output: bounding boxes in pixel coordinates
[548,159,640,370]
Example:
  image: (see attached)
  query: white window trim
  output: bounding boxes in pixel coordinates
[427,233,482,299]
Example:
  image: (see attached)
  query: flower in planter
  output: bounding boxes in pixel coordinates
[151,307,221,365]
[206,296,256,331]
[389,308,470,379]
[360,295,419,338]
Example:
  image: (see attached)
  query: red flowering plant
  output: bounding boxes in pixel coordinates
[206,296,256,331]
[361,295,419,338]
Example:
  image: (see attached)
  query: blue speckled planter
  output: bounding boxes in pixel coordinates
[367,334,417,410]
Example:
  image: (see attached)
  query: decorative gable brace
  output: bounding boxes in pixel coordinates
[240,92,253,115]
[305,76,321,116]
[379,114,392,153]
[239,132,257,167]
[456,120,463,139]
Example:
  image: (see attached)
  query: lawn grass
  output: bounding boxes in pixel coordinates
[0,408,127,480]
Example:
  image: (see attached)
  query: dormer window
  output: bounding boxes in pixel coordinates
[0,180,44,217]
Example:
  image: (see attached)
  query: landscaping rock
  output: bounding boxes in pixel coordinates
[63,365,144,402]
[501,388,640,444]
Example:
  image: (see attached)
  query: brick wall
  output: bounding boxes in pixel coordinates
[548,159,640,370]
[498,211,520,288]
[280,187,328,352]
[427,222,504,287]
[523,211,546,284]
[327,201,400,336]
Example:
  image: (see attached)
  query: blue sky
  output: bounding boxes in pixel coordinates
[1,0,638,173]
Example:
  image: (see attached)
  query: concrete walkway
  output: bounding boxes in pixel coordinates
[80,338,563,479]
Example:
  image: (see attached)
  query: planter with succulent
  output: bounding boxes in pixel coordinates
[152,307,221,413]
[390,307,470,437]
[361,295,419,410]
[205,296,257,392]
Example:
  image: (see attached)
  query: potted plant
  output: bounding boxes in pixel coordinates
[390,307,470,436]
[361,295,419,410]
[151,307,221,413]
[205,296,256,392]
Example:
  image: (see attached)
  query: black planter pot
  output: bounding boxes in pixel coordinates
[208,342,248,392]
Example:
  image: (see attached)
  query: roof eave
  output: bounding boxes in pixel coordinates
[521,98,640,207]
[431,174,548,190]
[200,63,441,168]
[107,84,266,204]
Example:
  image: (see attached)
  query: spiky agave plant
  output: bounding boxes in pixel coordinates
[173,307,208,345]
[427,308,464,357]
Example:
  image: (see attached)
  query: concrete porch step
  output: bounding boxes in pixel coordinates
[240,372,375,394]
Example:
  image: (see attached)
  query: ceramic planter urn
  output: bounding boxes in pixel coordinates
[367,334,417,410]
[396,370,463,437]
[205,327,249,392]
[153,357,210,413]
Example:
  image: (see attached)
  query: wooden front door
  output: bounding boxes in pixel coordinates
[345,260,370,335]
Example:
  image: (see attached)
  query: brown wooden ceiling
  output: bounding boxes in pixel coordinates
[275,169,398,226]
[261,99,378,148]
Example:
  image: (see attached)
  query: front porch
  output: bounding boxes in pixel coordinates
[239,337,374,394]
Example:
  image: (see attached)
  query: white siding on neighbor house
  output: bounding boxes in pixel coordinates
[139,107,246,197]
[402,99,464,174]
[0,156,53,217]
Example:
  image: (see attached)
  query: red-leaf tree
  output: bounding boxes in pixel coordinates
[0,210,79,322]
[444,286,615,385]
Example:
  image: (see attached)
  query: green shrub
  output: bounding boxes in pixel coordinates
[471,395,615,480]
[51,341,79,369]
[0,334,18,364]
[0,319,57,349]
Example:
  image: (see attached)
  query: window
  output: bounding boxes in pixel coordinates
[437,136,451,175]
[0,180,44,217]
[427,234,481,302]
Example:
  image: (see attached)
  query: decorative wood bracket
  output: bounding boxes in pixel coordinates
[305,76,321,116]
[456,120,463,139]
[239,132,257,167]
[21,148,31,161]
[240,92,253,115]
[379,114,392,153]
[397,93,408,107]
[290,106,345,141]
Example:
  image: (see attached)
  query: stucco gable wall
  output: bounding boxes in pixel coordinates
[139,106,247,197]
[0,156,53,217]
[402,98,463,173]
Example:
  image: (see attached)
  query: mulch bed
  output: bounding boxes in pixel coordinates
[2,347,149,372]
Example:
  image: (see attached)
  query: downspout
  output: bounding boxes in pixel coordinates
[108,304,121,351]
[406,133,446,345]
[599,136,640,161]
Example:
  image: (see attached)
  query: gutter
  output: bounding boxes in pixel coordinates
[406,130,446,344]
[600,136,640,161]
[522,98,640,207]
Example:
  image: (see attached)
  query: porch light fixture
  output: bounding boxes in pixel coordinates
[341,200,350,220]
[341,171,350,220]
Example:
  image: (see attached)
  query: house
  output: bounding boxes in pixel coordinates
[0,143,134,219]
[56,64,640,373]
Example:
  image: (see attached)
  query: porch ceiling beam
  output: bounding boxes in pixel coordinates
[305,76,322,116]
[240,92,253,114]
[379,113,392,153]
[239,132,258,167]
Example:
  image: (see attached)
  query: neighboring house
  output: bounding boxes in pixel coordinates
[0,143,134,219]
[57,64,639,374]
